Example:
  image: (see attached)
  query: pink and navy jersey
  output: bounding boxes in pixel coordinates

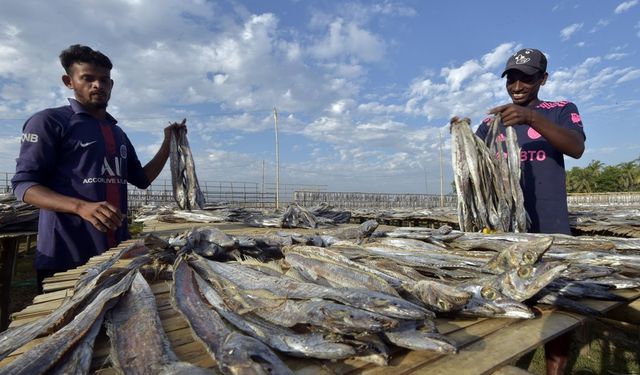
[476,101,586,234]
[12,99,150,271]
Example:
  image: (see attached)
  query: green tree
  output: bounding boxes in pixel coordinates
[615,161,639,191]
[565,157,640,193]
[566,166,593,193]
[595,166,620,192]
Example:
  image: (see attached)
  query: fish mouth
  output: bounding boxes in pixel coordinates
[497,304,535,319]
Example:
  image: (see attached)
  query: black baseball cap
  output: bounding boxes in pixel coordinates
[501,48,547,77]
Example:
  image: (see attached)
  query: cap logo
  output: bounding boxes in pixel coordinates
[514,53,531,65]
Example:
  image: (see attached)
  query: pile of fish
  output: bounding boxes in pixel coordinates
[134,202,352,228]
[2,222,638,373]
[0,193,38,232]
[451,116,528,233]
[569,206,640,238]
[169,119,205,210]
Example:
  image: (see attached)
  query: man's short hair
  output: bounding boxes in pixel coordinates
[59,44,113,74]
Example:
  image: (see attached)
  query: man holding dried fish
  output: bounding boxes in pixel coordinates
[452,48,586,375]
[11,44,185,292]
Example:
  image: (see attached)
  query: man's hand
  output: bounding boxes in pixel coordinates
[164,118,187,139]
[488,104,535,127]
[77,201,124,232]
[449,116,471,125]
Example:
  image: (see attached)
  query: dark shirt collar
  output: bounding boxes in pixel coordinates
[68,98,118,124]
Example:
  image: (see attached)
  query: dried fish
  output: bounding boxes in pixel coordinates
[169,119,205,210]
[107,271,211,374]
[189,255,431,320]
[284,246,401,296]
[1,269,137,374]
[172,256,291,374]
[382,320,457,353]
[193,270,356,360]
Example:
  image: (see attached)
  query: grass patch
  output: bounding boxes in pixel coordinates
[515,319,639,374]
[129,221,144,237]
[8,240,38,320]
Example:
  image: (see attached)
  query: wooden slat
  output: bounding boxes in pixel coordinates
[491,365,535,375]
[410,311,585,375]
[356,317,519,375]
[32,288,74,304]
[603,295,640,324]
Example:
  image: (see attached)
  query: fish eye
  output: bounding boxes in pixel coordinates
[481,286,497,300]
[522,251,535,263]
[517,265,532,278]
[437,299,450,310]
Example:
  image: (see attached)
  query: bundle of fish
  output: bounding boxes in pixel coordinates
[451,116,528,232]
[169,118,205,210]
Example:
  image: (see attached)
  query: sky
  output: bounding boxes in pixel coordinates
[1,0,639,195]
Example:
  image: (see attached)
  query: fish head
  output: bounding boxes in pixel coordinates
[492,299,535,319]
[413,280,471,312]
[460,282,533,318]
[219,332,292,375]
[484,236,554,272]
[501,261,567,302]
[459,284,506,316]
[435,224,453,235]
[359,220,379,235]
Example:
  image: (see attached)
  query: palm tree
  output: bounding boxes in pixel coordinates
[615,161,639,191]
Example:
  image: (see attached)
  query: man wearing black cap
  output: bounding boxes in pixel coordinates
[479,48,586,235]
[491,48,586,375]
[452,48,586,374]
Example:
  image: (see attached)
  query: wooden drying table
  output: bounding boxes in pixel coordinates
[0,231,36,331]
[2,237,639,375]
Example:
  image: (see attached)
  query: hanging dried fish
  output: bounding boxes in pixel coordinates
[169,118,205,210]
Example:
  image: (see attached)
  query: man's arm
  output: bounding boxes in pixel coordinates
[22,184,123,232]
[489,104,585,159]
[142,120,186,183]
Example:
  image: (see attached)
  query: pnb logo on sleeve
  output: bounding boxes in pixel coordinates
[21,133,39,143]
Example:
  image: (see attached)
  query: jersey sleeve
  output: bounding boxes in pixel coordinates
[558,102,586,141]
[11,110,65,201]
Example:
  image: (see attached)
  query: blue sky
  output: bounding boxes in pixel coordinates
[1,0,639,194]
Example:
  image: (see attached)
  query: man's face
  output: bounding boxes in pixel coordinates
[63,62,113,111]
[505,70,547,107]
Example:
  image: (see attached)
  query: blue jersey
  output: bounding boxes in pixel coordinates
[476,101,586,235]
[12,99,150,270]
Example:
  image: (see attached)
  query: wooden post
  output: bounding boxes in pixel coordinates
[273,107,280,209]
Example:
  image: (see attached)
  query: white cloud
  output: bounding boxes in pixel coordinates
[605,52,627,60]
[616,69,640,83]
[442,61,483,91]
[1,2,639,193]
[481,43,515,70]
[309,18,385,62]
[614,0,638,14]
[590,18,611,33]
[560,23,583,41]
[544,57,638,103]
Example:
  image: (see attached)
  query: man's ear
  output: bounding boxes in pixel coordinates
[62,75,73,89]
[540,72,549,86]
